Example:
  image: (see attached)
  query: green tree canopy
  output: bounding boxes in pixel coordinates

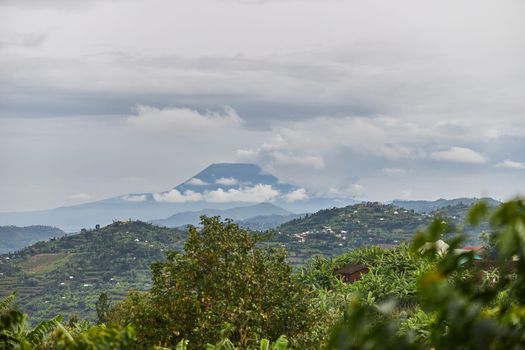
[110,216,315,349]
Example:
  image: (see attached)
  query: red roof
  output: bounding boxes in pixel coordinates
[462,245,483,251]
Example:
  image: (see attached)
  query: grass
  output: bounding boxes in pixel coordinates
[20,253,72,274]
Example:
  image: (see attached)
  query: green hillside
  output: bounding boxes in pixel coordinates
[272,202,433,265]
[0,220,186,322]
[0,202,488,323]
[391,197,500,213]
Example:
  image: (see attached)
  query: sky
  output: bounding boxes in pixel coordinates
[1,0,525,212]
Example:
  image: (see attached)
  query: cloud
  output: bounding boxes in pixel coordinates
[153,184,280,203]
[153,189,203,203]
[430,147,488,164]
[70,193,90,200]
[122,194,147,202]
[382,167,406,175]
[283,188,308,202]
[127,105,243,133]
[204,184,279,203]
[187,178,208,186]
[0,33,46,49]
[328,183,366,198]
[216,177,238,185]
[495,159,525,170]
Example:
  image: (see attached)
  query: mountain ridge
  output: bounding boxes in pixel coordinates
[0,163,345,231]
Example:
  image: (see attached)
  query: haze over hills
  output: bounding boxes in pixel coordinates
[151,202,297,228]
[392,197,501,213]
[0,163,354,232]
[0,226,66,254]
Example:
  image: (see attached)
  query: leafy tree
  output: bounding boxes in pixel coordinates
[95,293,111,324]
[111,216,316,349]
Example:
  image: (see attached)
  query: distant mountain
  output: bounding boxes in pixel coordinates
[391,197,500,213]
[0,221,186,322]
[237,214,304,231]
[151,203,293,228]
[0,163,354,232]
[0,225,66,254]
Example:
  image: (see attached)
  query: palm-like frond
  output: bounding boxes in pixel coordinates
[26,315,63,346]
[0,292,16,313]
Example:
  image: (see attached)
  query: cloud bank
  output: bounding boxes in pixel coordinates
[152,184,307,203]
[127,105,242,133]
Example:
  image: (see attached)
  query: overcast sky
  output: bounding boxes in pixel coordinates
[1,0,525,211]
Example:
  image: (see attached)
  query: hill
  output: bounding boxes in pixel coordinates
[273,202,434,266]
[0,225,66,254]
[151,203,293,228]
[391,197,500,213]
[0,221,186,322]
[238,213,303,231]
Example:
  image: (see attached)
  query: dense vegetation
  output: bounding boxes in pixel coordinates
[1,198,524,349]
[0,226,66,255]
[0,221,186,321]
[0,202,489,323]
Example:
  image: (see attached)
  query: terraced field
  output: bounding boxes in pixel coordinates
[0,221,186,322]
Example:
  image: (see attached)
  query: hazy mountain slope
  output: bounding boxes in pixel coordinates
[0,226,66,254]
[237,214,304,231]
[151,203,292,227]
[0,221,186,322]
[391,197,500,213]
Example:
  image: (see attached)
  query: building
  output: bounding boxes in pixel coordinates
[334,264,369,283]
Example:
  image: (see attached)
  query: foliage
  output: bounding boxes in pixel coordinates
[302,244,435,306]
[0,220,186,322]
[330,197,525,349]
[95,292,111,324]
[0,292,62,349]
[0,292,136,350]
[110,216,316,349]
[205,335,288,350]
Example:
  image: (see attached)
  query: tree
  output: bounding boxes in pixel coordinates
[111,216,316,349]
[95,292,111,324]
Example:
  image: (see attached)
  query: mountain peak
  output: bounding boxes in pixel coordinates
[175,163,296,193]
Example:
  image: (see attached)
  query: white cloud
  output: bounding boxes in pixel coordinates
[187,178,208,186]
[271,152,325,169]
[400,190,413,199]
[204,184,279,203]
[153,189,203,203]
[122,194,147,202]
[495,159,525,170]
[153,184,280,203]
[430,147,488,164]
[328,183,366,197]
[382,167,406,175]
[127,105,242,133]
[70,193,90,200]
[283,188,308,202]
[215,177,238,186]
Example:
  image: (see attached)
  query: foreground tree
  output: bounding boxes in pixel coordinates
[110,216,316,349]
